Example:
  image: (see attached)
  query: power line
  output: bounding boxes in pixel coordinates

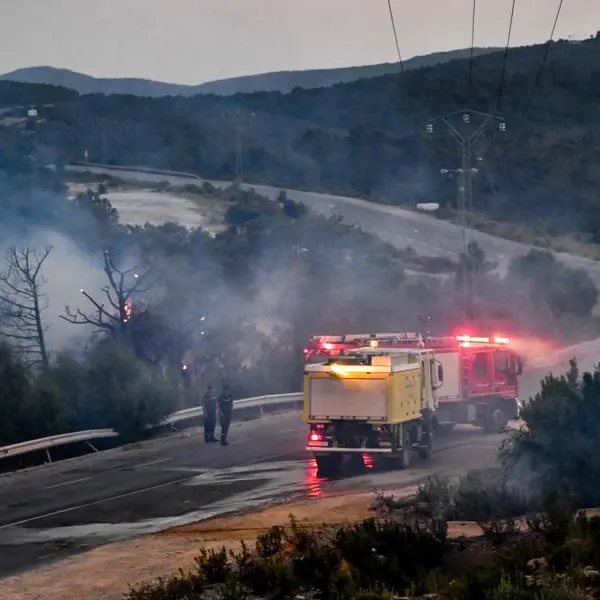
[468,0,477,102]
[522,0,564,117]
[386,0,405,76]
[496,0,517,110]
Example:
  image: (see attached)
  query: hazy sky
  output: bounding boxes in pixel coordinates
[1,1,598,84]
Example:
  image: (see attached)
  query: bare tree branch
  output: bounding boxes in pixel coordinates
[0,246,52,368]
[60,249,154,343]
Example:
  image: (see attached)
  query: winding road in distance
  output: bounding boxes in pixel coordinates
[65,164,600,284]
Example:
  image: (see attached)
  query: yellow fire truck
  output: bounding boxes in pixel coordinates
[303,347,443,477]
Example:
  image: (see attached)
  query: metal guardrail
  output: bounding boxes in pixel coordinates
[0,429,119,460]
[158,392,302,426]
[66,162,201,181]
[0,393,303,461]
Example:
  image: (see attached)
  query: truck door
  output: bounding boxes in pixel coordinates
[493,349,517,393]
[470,351,494,395]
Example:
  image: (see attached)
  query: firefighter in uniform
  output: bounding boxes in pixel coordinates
[218,385,234,446]
[202,385,218,443]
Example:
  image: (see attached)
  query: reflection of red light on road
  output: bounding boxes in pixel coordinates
[362,453,374,470]
[306,457,326,497]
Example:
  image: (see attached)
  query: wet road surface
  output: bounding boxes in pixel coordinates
[0,410,505,578]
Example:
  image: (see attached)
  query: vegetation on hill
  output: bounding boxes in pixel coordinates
[0,48,500,97]
[126,360,600,600]
[1,36,600,249]
[0,79,77,108]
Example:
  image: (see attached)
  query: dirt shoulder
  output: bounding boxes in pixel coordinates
[0,488,490,600]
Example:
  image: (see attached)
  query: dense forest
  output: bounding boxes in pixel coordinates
[2,36,600,243]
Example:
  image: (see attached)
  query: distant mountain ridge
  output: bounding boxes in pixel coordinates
[0,47,500,97]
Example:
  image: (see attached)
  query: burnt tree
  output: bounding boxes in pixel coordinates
[0,246,52,368]
[61,249,153,343]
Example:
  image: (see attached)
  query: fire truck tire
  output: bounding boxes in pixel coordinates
[348,453,365,471]
[417,436,432,460]
[483,401,509,433]
[397,430,413,469]
[315,454,342,477]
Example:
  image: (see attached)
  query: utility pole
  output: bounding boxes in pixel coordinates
[222,107,255,202]
[235,125,243,185]
[98,118,108,164]
[223,107,244,185]
[426,109,506,322]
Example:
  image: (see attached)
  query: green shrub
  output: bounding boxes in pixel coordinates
[450,471,530,522]
[126,570,203,600]
[194,547,230,584]
[502,360,600,509]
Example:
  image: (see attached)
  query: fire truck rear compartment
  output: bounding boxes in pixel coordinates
[303,353,438,476]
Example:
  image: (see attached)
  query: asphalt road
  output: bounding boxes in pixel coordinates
[0,413,304,577]
[0,410,505,579]
[65,165,600,284]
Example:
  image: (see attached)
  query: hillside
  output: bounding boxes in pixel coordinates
[1,37,600,245]
[0,48,499,97]
[0,79,77,107]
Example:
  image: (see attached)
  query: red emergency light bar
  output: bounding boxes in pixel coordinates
[456,334,511,345]
[304,331,513,361]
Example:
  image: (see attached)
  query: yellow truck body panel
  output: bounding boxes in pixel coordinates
[387,367,422,422]
[303,363,423,425]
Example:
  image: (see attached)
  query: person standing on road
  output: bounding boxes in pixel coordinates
[218,385,234,446]
[202,385,218,443]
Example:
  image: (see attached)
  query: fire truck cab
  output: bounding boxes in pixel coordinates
[304,332,523,433]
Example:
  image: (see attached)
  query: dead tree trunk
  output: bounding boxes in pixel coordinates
[61,249,153,343]
[0,246,52,368]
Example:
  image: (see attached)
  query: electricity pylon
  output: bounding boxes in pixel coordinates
[426,109,506,321]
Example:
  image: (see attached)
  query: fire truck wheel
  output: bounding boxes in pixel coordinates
[348,453,365,472]
[417,436,432,460]
[398,432,412,469]
[315,454,342,477]
[484,402,509,434]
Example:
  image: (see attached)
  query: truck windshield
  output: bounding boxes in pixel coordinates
[494,351,509,372]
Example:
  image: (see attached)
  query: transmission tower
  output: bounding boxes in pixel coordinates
[222,107,256,201]
[425,109,506,321]
[235,125,243,185]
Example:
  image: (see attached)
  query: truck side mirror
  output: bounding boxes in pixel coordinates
[431,361,443,389]
[513,356,523,376]
[506,354,523,376]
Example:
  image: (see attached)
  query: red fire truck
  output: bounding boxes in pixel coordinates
[303,331,524,433]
